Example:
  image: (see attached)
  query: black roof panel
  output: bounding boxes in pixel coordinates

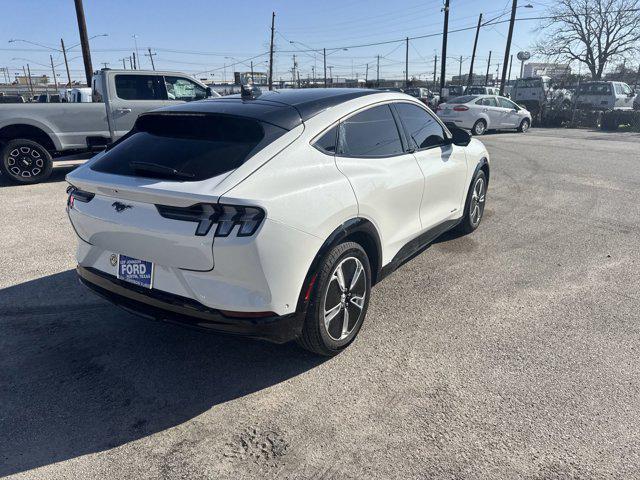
[151,88,382,130]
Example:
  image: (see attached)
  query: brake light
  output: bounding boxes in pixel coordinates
[453,105,469,111]
[156,203,265,237]
[66,185,94,210]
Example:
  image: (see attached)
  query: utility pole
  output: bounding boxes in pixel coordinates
[250,60,254,83]
[268,12,275,91]
[26,64,34,96]
[50,55,58,89]
[458,55,462,80]
[129,56,133,70]
[328,66,333,85]
[433,55,437,89]
[121,58,126,69]
[439,0,450,97]
[146,48,156,71]
[73,0,94,87]
[365,63,369,84]
[499,0,517,95]
[61,38,71,86]
[405,37,409,88]
[297,70,301,88]
[133,52,137,70]
[376,54,380,87]
[467,13,482,88]
[507,54,513,84]
[485,50,492,86]
[292,55,296,86]
[323,48,327,87]
[496,63,500,86]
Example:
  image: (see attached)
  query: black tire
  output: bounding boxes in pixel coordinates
[472,119,487,136]
[1,138,53,184]
[456,170,487,235]
[518,118,530,132]
[297,242,372,356]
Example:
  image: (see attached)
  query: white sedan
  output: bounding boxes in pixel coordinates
[437,94,532,135]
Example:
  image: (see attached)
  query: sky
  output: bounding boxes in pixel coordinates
[0,0,555,84]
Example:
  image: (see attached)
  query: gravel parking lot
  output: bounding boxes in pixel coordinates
[1,128,639,479]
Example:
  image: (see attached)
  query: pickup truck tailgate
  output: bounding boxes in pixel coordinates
[68,192,214,271]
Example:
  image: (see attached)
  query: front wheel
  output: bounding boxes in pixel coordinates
[472,119,487,136]
[518,118,530,132]
[456,170,487,235]
[297,242,372,356]
[1,139,53,184]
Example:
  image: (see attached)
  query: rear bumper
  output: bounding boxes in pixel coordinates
[77,265,304,343]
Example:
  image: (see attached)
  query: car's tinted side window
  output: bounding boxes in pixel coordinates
[115,75,165,100]
[338,105,403,157]
[395,102,446,150]
[313,125,338,154]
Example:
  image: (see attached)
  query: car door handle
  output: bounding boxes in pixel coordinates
[115,108,132,114]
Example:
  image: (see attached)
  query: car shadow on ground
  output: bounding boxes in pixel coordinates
[0,269,325,477]
[0,164,79,187]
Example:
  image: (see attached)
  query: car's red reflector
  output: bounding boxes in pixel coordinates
[453,105,469,111]
[304,273,318,301]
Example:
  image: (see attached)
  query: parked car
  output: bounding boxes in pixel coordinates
[437,94,532,135]
[66,88,490,356]
[466,86,499,96]
[0,69,219,184]
[36,93,61,103]
[575,81,636,111]
[404,87,439,109]
[0,94,25,104]
[511,76,573,124]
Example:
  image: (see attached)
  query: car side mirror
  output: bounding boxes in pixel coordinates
[206,87,213,98]
[445,124,472,146]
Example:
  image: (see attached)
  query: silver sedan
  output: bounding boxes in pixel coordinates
[437,94,532,135]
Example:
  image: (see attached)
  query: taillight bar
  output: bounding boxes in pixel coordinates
[156,203,265,238]
[453,105,469,111]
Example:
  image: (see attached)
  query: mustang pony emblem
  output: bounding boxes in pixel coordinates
[112,201,133,212]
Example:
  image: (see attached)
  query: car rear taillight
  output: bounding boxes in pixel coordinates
[156,203,265,237]
[66,185,95,210]
[453,105,469,111]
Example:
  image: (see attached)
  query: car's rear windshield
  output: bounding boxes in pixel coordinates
[91,113,287,181]
[448,95,477,104]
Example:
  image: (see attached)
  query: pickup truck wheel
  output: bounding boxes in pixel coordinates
[1,139,53,184]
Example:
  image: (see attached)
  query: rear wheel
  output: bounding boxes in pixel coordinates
[518,118,530,132]
[1,139,53,184]
[472,119,487,136]
[297,242,371,356]
[456,170,487,235]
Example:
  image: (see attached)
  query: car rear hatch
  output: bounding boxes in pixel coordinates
[66,110,293,271]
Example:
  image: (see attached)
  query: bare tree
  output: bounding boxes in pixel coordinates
[535,0,640,79]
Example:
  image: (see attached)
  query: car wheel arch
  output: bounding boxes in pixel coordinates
[295,217,383,313]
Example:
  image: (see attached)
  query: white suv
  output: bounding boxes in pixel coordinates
[66,88,490,356]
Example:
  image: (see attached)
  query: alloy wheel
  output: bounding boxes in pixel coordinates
[469,176,486,226]
[6,146,45,179]
[474,121,486,135]
[323,256,367,341]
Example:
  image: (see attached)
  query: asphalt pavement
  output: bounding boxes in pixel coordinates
[1,128,639,479]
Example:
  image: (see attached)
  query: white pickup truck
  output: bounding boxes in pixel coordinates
[0,69,219,184]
